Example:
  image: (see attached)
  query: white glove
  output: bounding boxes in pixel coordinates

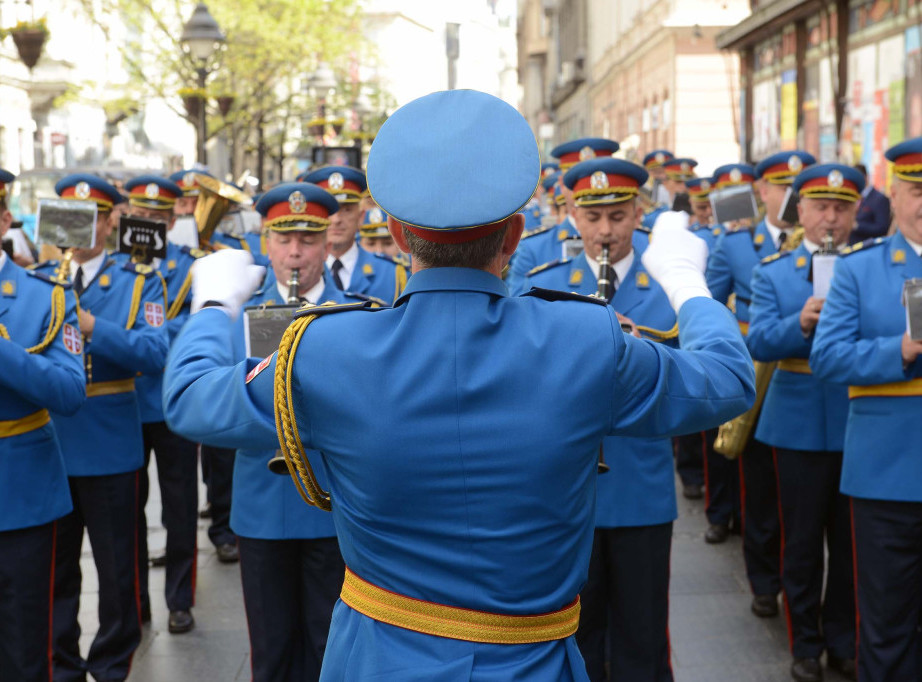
[641,211,712,312]
[190,249,265,319]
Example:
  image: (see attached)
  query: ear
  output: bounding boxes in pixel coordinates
[388,216,410,254]
[502,213,525,257]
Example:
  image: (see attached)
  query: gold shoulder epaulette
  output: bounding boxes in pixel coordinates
[293,299,381,320]
[841,237,886,256]
[522,225,551,239]
[181,246,207,259]
[25,268,71,287]
[122,261,154,276]
[760,252,788,265]
[525,259,566,277]
[344,291,389,308]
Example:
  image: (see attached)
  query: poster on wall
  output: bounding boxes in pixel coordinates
[874,34,905,187]
[906,26,922,139]
[753,77,782,159]
[781,69,798,149]
[819,56,838,162]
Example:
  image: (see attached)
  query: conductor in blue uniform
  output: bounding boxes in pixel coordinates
[162,89,755,681]
[811,138,922,682]
[0,168,86,682]
[748,164,862,682]
[525,157,681,681]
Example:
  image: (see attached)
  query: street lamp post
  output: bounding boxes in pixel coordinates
[180,3,225,165]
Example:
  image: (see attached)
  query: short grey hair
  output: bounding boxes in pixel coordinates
[401,222,509,269]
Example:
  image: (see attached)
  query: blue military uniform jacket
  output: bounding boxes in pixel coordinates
[706,218,778,328]
[163,267,753,681]
[689,222,723,252]
[810,233,922,502]
[506,215,578,294]
[213,230,271,267]
[641,205,668,229]
[34,256,169,476]
[0,257,84,531]
[525,251,679,527]
[229,268,370,540]
[850,187,891,244]
[748,245,849,451]
[344,245,407,303]
[136,243,202,422]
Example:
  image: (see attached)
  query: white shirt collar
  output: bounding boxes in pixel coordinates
[585,249,634,288]
[0,251,7,273]
[326,241,359,284]
[904,234,922,257]
[70,250,107,285]
[276,276,325,305]
[763,217,792,250]
[802,236,846,255]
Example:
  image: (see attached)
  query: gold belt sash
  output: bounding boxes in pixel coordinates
[777,358,812,374]
[0,409,51,438]
[86,378,136,398]
[849,378,922,399]
[340,568,580,644]
[738,321,749,335]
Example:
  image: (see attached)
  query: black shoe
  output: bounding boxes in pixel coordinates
[149,552,167,568]
[705,524,730,544]
[791,657,822,682]
[827,655,856,680]
[682,483,703,500]
[140,600,151,625]
[751,594,779,618]
[198,503,212,519]
[216,542,239,563]
[168,609,195,634]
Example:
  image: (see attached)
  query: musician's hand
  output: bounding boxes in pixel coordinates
[616,313,641,338]
[799,297,824,335]
[901,333,922,365]
[190,249,265,319]
[642,211,711,312]
[77,308,95,339]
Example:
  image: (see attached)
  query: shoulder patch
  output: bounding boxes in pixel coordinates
[343,291,389,307]
[293,299,382,320]
[180,245,208,259]
[841,237,886,257]
[522,225,551,240]
[760,252,789,265]
[25,269,71,288]
[525,259,567,277]
[123,261,155,276]
[520,287,607,306]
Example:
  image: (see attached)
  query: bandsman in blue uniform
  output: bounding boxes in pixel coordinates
[749,164,861,682]
[227,183,371,681]
[358,205,402,260]
[168,168,212,217]
[301,165,407,303]
[161,89,754,682]
[124,174,203,634]
[686,177,722,251]
[0,168,85,682]
[36,174,169,681]
[538,161,560,217]
[661,157,697,207]
[811,138,922,682]
[525,157,680,681]
[643,149,674,207]
[506,137,619,294]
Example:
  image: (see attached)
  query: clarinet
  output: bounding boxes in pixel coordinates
[595,243,612,474]
[286,268,301,304]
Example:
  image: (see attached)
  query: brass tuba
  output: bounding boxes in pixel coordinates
[192,173,252,247]
[713,228,804,459]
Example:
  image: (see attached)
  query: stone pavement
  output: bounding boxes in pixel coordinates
[70,461,851,681]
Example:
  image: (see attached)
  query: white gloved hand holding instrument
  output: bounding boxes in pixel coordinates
[641,211,712,313]
[190,249,266,319]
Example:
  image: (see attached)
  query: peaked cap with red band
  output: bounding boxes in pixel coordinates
[755,151,815,184]
[254,182,339,232]
[563,158,648,206]
[663,157,698,180]
[792,163,864,202]
[685,177,712,200]
[0,168,13,200]
[366,90,540,244]
[300,166,366,204]
[169,169,214,196]
[642,149,674,169]
[550,137,619,171]
[55,173,124,211]
[712,163,756,189]
[124,175,182,210]
[886,137,922,182]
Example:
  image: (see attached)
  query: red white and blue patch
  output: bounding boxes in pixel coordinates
[144,302,164,327]
[246,353,275,384]
[62,323,82,354]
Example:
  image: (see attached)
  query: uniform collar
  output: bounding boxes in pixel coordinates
[395,267,507,306]
[584,249,634,286]
[0,250,7,275]
[275,276,325,305]
[71,250,108,284]
[901,231,922,257]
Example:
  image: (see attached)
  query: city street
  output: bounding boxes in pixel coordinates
[67,457,853,682]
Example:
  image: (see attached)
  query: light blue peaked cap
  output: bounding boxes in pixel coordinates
[367,90,540,235]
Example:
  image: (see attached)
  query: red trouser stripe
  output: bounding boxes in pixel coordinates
[772,448,794,652]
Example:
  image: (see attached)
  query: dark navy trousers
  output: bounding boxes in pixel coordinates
[741,439,781,597]
[201,445,236,547]
[674,432,704,487]
[138,421,199,612]
[773,448,854,660]
[851,497,922,682]
[576,524,674,682]
[700,428,740,527]
[53,472,141,682]
[238,536,345,682]
[0,521,55,682]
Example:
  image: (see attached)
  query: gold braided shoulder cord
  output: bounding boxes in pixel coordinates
[635,322,679,341]
[394,264,408,300]
[274,311,332,511]
[0,285,65,354]
[125,274,146,330]
[167,268,193,320]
